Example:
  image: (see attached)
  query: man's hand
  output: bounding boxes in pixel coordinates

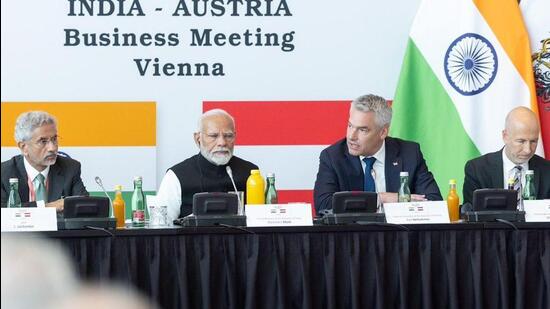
[411,194,427,201]
[378,192,427,203]
[46,199,64,212]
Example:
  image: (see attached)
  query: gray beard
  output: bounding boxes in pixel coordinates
[200,148,232,166]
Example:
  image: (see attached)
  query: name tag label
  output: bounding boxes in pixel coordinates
[384,201,450,224]
[524,200,550,222]
[1,208,58,232]
[245,203,313,227]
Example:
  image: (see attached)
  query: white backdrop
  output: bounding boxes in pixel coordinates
[1,0,421,195]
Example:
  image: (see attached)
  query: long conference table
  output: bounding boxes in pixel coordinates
[33,222,550,309]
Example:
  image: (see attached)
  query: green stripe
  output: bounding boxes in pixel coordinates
[90,191,155,219]
[390,38,480,200]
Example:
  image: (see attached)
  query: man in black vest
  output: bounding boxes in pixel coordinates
[156,109,259,222]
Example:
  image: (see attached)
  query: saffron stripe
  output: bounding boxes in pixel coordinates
[1,102,156,147]
[473,0,538,111]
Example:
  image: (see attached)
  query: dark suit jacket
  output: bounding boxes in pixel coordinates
[1,155,88,207]
[463,150,550,205]
[314,137,442,211]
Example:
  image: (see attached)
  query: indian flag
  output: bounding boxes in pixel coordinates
[1,102,156,218]
[390,0,543,199]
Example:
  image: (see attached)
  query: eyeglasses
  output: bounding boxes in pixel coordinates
[31,136,59,149]
[202,132,235,142]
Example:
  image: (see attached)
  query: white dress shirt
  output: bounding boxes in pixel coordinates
[156,169,182,224]
[23,157,50,204]
[502,151,528,189]
[359,141,386,193]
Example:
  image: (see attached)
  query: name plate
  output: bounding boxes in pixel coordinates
[524,199,550,222]
[245,203,313,227]
[1,208,57,232]
[384,201,450,224]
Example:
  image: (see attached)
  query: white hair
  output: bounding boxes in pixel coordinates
[14,111,57,142]
[196,109,235,132]
[351,94,392,128]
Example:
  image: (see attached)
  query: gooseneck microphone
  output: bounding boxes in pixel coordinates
[226,166,243,213]
[95,176,113,216]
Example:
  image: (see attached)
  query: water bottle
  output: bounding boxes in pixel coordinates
[246,170,265,204]
[447,179,460,222]
[522,170,535,200]
[265,173,278,204]
[7,178,22,208]
[131,176,146,227]
[398,172,411,203]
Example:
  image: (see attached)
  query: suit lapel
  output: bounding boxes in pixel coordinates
[384,138,401,192]
[47,163,64,202]
[345,149,364,191]
[491,150,505,187]
[529,156,542,198]
[15,156,30,202]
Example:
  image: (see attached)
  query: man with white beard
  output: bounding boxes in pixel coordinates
[157,109,259,222]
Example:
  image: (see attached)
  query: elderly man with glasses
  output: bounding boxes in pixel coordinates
[1,111,88,210]
[156,109,259,222]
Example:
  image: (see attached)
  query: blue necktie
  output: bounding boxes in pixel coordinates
[363,157,376,192]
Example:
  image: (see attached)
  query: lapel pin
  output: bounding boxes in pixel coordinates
[393,161,398,166]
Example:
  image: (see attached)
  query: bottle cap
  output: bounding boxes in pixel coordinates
[9,178,19,184]
[399,171,409,177]
[115,184,123,191]
[266,173,275,178]
[449,179,456,185]
[526,170,534,175]
[507,177,515,184]
[251,169,260,175]
[134,176,142,181]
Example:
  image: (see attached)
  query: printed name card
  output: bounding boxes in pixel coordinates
[384,201,450,224]
[245,203,313,227]
[524,200,550,222]
[1,208,57,232]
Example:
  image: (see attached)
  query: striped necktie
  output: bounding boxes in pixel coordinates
[34,173,47,202]
[512,166,522,210]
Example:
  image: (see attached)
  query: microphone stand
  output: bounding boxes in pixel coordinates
[95,176,114,218]
[226,166,244,215]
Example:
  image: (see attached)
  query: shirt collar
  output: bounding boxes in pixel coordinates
[23,156,50,182]
[360,140,386,164]
[502,150,528,174]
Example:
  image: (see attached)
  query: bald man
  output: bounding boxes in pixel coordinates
[463,107,550,205]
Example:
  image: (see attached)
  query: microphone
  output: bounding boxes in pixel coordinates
[95,176,113,217]
[226,166,243,214]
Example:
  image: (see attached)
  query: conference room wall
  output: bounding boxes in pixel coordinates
[1,0,421,202]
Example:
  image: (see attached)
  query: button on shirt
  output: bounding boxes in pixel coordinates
[23,157,50,204]
[502,151,528,189]
[360,141,386,193]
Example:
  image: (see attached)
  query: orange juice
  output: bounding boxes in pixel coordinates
[447,179,460,222]
[113,185,126,228]
[246,170,265,204]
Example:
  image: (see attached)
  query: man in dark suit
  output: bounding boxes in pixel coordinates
[314,94,442,212]
[1,111,88,210]
[463,107,550,205]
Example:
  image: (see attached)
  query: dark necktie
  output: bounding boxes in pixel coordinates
[363,157,376,192]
